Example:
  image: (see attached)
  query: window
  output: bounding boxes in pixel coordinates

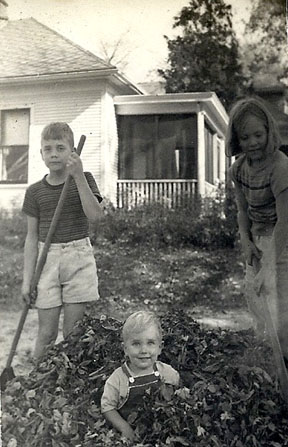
[118,114,197,180]
[0,109,30,183]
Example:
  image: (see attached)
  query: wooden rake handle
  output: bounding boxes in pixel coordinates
[5,135,86,369]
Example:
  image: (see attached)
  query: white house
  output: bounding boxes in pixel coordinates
[0,7,228,210]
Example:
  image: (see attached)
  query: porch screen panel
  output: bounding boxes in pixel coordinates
[0,109,30,183]
[168,114,197,179]
[204,124,214,184]
[118,115,155,179]
[118,114,196,180]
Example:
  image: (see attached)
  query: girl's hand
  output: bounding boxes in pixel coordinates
[121,422,135,441]
[66,151,84,179]
[241,238,262,266]
[254,266,267,294]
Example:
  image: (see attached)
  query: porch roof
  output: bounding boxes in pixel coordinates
[114,92,228,137]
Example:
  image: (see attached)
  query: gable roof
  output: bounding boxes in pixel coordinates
[0,17,116,79]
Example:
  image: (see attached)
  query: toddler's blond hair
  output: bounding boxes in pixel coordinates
[122,310,162,342]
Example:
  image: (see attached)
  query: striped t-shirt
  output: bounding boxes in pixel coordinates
[230,150,288,235]
[22,172,102,243]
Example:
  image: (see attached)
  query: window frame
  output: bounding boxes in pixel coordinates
[0,108,30,184]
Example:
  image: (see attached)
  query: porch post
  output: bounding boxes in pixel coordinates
[218,137,226,182]
[212,133,218,184]
[197,110,205,196]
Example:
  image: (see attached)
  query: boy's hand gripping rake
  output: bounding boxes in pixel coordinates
[0,135,86,391]
[253,257,288,404]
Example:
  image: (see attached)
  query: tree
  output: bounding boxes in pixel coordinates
[159,0,246,107]
[241,0,288,87]
[98,30,135,73]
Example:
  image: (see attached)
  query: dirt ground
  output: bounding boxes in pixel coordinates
[0,309,61,376]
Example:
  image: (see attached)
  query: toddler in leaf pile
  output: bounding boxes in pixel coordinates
[101,310,180,441]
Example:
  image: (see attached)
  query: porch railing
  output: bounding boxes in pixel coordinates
[117,179,198,208]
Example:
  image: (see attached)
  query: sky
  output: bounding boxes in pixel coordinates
[7,0,253,84]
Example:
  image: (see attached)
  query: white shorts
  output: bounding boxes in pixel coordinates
[36,237,99,309]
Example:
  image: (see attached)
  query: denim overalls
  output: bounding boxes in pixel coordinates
[119,363,161,420]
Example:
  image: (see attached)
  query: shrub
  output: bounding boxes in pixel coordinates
[0,208,26,249]
[0,185,239,251]
[90,185,238,250]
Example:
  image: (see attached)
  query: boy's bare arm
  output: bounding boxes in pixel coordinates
[103,409,135,441]
[22,216,39,302]
[66,152,102,222]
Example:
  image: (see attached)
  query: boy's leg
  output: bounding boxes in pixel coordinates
[63,303,86,338]
[35,243,62,359]
[60,239,99,338]
[34,306,61,359]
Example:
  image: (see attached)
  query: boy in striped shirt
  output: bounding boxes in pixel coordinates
[22,122,102,358]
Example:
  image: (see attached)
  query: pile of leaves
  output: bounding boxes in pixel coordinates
[2,311,288,447]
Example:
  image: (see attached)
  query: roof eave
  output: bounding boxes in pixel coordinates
[0,68,119,85]
[115,91,228,119]
[114,91,216,105]
[253,84,286,94]
[110,72,144,95]
[114,91,228,136]
[0,68,144,95]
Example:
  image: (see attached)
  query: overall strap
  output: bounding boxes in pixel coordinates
[121,362,160,384]
[121,363,134,383]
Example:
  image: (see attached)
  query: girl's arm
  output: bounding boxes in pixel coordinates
[234,183,262,265]
[66,152,102,222]
[103,410,135,441]
[274,188,288,261]
[22,216,39,303]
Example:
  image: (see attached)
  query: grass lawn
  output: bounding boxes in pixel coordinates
[94,239,247,316]
[1,238,247,314]
[0,239,251,376]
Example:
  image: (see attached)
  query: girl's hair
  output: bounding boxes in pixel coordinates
[41,122,74,148]
[122,311,162,341]
[225,96,281,157]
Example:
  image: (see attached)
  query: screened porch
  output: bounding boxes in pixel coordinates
[114,93,228,208]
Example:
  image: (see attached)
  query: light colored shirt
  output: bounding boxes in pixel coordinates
[101,360,180,414]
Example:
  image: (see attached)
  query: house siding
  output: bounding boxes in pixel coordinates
[101,90,118,203]
[32,90,102,183]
